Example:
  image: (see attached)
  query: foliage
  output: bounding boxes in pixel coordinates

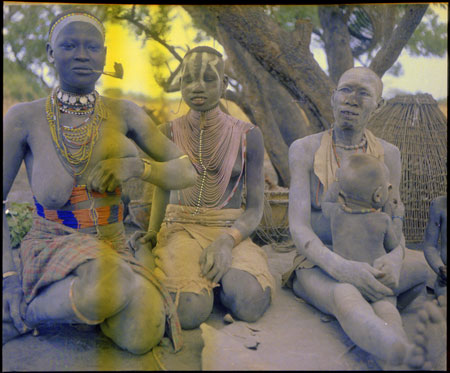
[5,202,34,248]
[268,5,320,31]
[3,3,445,101]
[406,7,448,57]
[266,4,447,76]
[3,58,50,101]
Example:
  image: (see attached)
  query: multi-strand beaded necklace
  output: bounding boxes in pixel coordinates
[46,87,106,177]
[172,107,246,214]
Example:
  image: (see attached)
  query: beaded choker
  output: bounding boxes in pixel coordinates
[338,191,380,214]
[334,132,367,150]
[56,87,96,115]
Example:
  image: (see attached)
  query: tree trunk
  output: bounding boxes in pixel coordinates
[186,6,318,186]
[369,4,428,77]
[318,6,354,83]
[184,5,335,131]
[182,4,429,185]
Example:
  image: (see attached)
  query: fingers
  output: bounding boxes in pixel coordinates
[205,265,220,282]
[358,267,394,300]
[87,162,117,193]
[95,173,114,194]
[105,177,119,193]
[201,251,214,276]
[212,268,226,284]
[367,279,394,298]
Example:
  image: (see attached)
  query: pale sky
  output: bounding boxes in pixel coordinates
[98,4,448,100]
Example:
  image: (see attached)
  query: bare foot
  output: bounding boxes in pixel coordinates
[406,301,446,370]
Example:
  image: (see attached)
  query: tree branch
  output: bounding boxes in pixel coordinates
[114,12,183,62]
[318,6,354,83]
[185,5,334,130]
[369,4,428,77]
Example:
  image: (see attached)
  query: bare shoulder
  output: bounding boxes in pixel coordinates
[377,137,400,161]
[101,96,139,114]
[4,98,46,131]
[289,131,324,165]
[431,195,447,213]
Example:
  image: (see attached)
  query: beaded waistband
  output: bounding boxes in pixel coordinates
[34,199,124,229]
[33,185,123,229]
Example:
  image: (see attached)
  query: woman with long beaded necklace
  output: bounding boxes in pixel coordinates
[3,9,197,354]
[131,46,275,330]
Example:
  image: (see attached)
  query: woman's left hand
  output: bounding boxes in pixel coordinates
[199,234,234,284]
[87,158,140,193]
[373,254,401,291]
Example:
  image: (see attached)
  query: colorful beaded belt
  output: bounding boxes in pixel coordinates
[33,185,123,229]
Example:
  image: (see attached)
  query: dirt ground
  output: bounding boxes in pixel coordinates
[3,163,447,371]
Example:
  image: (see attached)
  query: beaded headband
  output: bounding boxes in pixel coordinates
[49,13,105,48]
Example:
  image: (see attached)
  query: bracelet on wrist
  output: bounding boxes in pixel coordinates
[3,271,18,279]
[392,216,404,221]
[141,158,152,180]
[226,227,243,246]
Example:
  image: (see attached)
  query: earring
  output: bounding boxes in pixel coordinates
[170,95,183,115]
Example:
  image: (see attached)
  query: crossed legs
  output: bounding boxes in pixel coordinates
[24,254,165,354]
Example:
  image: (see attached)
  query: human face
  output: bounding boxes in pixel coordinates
[331,68,382,132]
[180,52,227,112]
[47,21,106,94]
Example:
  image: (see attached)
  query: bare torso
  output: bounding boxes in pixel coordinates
[329,208,391,264]
[303,132,399,247]
[21,96,139,233]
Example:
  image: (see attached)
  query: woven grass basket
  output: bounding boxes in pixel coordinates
[368,93,447,243]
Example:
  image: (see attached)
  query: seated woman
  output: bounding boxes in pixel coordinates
[3,9,197,354]
[131,46,275,329]
[284,66,446,369]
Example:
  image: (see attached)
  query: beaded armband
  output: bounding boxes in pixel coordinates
[392,216,404,221]
[227,227,243,246]
[3,271,18,279]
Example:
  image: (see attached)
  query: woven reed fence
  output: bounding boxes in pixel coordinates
[368,94,447,243]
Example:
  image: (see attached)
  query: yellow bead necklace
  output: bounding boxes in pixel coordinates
[46,87,106,176]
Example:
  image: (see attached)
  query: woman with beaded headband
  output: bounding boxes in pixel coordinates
[3,9,196,354]
[129,46,275,329]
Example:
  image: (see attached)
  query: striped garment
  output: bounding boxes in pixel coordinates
[20,197,183,351]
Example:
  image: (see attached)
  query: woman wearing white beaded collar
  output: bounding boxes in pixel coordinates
[3,8,196,354]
